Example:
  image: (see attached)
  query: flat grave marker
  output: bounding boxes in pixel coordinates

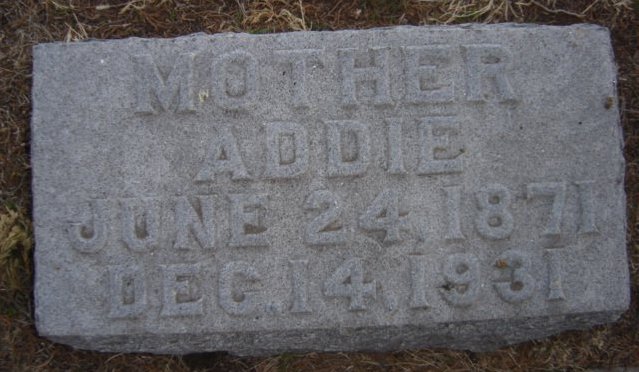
[31,24,629,355]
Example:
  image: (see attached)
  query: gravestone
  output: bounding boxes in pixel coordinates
[31,24,629,355]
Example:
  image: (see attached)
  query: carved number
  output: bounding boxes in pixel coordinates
[439,253,480,307]
[493,250,535,303]
[443,185,465,241]
[304,190,347,245]
[289,259,312,313]
[323,258,376,311]
[526,182,567,238]
[576,181,598,234]
[475,184,514,240]
[359,189,409,244]
[545,248,566,301]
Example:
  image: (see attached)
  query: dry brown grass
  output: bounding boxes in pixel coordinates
[0,0,638,370]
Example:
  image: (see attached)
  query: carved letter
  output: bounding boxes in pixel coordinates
[213,51,258,110]
[68,199,109,253]
[160,264,204,317]
[195,126,250,182]
[120,198,161,253]
[108,265,146,318]
[133,53,196,114]
[219,261,261,316]
[417,116,463,175]
[386,118,406,175]
[461,44,516,102]
[275,49,323,107]
[174,196,215,250]
[404,46,453,103]
[338,48,391,106]
[326,120,370,177]
[264,122,309,179]
[228,194,269,247]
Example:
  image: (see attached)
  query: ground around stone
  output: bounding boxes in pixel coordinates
[1,1,638,370]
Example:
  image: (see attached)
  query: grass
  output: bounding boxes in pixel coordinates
[0,0,638,370]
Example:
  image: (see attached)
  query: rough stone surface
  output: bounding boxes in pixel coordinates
[31,24,629,355]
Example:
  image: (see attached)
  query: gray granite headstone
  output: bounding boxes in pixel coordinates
[31,24,629,355]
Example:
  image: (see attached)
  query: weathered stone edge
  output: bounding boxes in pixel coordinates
[31,23,610,49]
[42,310,624,355]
